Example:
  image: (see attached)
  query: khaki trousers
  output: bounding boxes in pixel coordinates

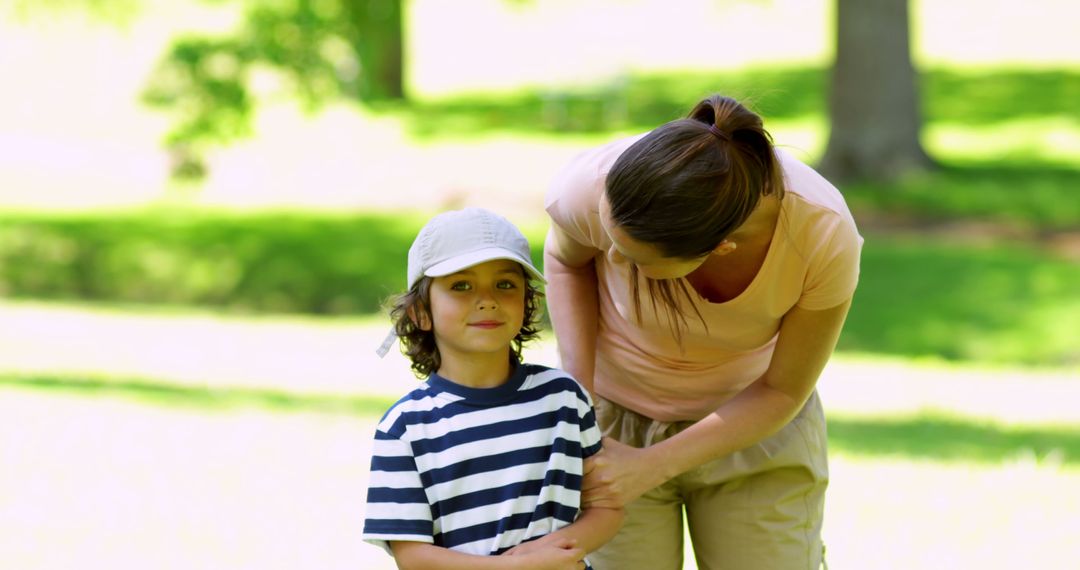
[589,392,829,570]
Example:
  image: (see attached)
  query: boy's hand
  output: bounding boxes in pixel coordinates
[502,537,586,570]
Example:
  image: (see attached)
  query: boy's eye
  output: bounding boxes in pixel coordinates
[496,280,518,290]
[449,281,471,291]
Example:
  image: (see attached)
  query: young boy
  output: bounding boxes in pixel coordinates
[363,208,622,570]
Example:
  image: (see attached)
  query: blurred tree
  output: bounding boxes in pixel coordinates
[141,0,405,181]
[818,0,936,182]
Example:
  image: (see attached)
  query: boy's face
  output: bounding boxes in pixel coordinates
[423,259,527,363]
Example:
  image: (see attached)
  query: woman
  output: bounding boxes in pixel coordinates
[543,95,862,569]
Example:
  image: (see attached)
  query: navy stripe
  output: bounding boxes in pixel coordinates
[436,500,579,551]
[381,375,592,440]
[530,500,580,525]
[369,454,417,472]
[366,485,428,505]
[364,518,432,536]
[432,479,545,519]
[431,470,581,519]
[413,407,580,457]
[422,438,583,488]
[437,511,534,550]
[541,469,582,491]
[373,430,398,441]
[423,445,550,487]
[377,387,440,427]
[393,376,585,428]
[580,407,598,432]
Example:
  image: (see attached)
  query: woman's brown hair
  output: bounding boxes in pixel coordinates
[387,272,545,378]
[605,95,786,338]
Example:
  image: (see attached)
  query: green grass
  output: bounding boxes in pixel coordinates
[842,235,1080,367]
[4,373,1076,466]
[843,162,1080,230]
[0,373,399,416]
[388,66,1080,136]
[3,207,1077,367]
[828,412,1080,466]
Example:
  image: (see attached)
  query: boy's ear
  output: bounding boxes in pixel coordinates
[407,306,432,331]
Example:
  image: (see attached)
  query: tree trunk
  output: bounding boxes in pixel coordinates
[342,0,406,102]
[818,0,934,182]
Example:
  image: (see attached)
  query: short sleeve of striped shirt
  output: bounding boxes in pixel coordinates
[362,420,434,555]
[577,386,602,460]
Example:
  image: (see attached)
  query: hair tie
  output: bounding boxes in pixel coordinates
[708,123,731,142]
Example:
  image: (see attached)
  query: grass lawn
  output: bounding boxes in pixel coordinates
[3,209,1076,368]
[1,302,1076,568]
[2,377,1077,570]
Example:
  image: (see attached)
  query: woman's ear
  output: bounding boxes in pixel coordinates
[711,239,737,256]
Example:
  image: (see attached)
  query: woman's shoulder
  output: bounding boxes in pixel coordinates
[776,148,858,224]
[545,135,644,249]
[546,133,646,210]
[775,148,861,244]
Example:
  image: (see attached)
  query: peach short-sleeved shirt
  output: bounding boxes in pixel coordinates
[545,136,864,422]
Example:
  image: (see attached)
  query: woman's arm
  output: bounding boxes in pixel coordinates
[390,540,585,570]
[543,225,601,392]
[581,299,853,507]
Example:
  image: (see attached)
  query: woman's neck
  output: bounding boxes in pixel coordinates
[727,193,781,246]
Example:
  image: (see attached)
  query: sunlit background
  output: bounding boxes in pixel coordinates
[1,0,1078,568]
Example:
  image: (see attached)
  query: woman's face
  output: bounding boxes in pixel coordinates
[598,196,711,280]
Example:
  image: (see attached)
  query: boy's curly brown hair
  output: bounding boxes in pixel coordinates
[387,273,545,378]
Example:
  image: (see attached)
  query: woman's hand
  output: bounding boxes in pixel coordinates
[502,537,585,570]
[580,437,666,508]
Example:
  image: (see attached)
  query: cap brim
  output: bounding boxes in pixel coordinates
[425,247,546,284]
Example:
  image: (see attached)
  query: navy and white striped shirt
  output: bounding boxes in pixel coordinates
[363,362,602,559]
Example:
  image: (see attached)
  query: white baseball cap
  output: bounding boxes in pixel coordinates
[406,208,545,289]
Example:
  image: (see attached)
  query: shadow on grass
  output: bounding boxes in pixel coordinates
[6,375,1078,466]
[381,67,1080,138]
[844,161,1080,230]
[0,375,397,418]
[827,413,1080,466]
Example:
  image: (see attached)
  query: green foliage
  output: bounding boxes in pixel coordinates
[384,67,829,137]
[391,66,1080,137]
[0,210,426,314]
[142,0,402,178]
